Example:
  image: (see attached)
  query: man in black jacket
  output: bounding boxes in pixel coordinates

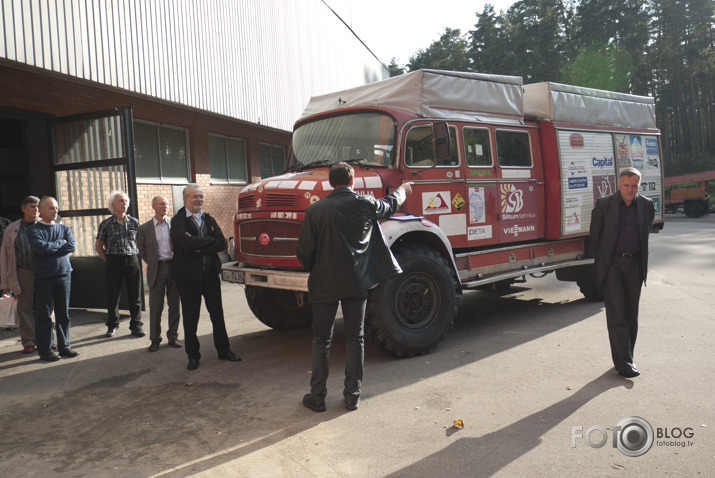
[170,184,240,370]
[297,162,412,411]
[588,167,655,379]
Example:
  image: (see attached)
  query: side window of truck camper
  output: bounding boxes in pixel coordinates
[495,130,532,168]
[463,127,492,167]
[405,125,459,167]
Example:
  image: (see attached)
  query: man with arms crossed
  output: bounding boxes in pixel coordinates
[27,197,77,362]
[171,184,240,370]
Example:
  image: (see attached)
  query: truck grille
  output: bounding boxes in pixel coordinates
[265,193,299,208]
[239,220,301,257]
[238,195,256,210]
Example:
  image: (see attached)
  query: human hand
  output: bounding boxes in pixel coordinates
[399,181,413,196]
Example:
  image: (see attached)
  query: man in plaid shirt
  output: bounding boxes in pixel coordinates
[95,191,144,338]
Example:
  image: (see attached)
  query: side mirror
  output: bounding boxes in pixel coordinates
[433,122,450,162]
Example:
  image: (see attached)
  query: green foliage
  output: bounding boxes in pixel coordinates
[562,43,634,91]
[407,28,470,72]
[387,58,405,77]
[385,0,714,173]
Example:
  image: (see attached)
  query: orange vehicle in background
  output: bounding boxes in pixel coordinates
[664,170,714,217]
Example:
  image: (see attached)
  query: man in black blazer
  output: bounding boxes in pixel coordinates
[296,162,412,412]
[588,167,655,378]
[170,184,240,370]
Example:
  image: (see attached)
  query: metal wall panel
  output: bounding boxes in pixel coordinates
[1,0,387,131]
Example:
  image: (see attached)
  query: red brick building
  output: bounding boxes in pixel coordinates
[0,0,387,306]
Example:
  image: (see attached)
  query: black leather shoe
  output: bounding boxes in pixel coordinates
[168,338,182,348]
[39,352,61,362]
[187,359,200,371]
[218,350,241,362]
[148,340,160,352]
[345,397,360,411]
[106,325,119,338]
[131,328,146,338]
[619,367,640,378]
[58,347,79,358]
[303,394,326,412]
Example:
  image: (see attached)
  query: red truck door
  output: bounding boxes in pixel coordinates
[494,127,542,243]
[400,122,467,246]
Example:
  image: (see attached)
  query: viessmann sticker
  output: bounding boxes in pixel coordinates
[422,191,451,215]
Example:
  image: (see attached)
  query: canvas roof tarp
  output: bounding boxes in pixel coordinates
[523,82,657,130]
[301,69,524,125]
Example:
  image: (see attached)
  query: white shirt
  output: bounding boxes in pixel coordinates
[153,217,172,261]
[185,209,203,229]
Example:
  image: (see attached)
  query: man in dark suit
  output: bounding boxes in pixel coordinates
[170,184,240,370]
[588,167,655,378]
[137,195,182,352]
[296,162,412,412]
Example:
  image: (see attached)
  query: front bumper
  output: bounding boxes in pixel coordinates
[221,262,309,292]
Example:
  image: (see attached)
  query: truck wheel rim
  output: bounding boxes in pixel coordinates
[393,272,440,331]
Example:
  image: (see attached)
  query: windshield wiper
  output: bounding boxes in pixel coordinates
[290,159,332,172]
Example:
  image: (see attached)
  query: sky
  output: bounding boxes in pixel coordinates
[328,0,519,67]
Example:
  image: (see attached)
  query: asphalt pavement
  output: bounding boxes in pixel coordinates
[1,213,713,477]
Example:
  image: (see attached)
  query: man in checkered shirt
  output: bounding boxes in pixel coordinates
[95,191,144,338]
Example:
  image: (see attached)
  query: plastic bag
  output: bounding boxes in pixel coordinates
[0,293,17,327]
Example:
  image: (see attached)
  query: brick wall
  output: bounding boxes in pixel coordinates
[0,63,290,243]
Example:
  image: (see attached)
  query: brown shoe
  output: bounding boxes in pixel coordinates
[148,340,160,352]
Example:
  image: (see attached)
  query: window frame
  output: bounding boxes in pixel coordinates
[494,128,533,169]
[403,123,460,168]
[133,119,191,184]
[207,132,249,185]
[462,126,494,168]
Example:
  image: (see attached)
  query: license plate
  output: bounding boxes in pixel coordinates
[222,269,245,283]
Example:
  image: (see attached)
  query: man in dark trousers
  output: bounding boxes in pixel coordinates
[137,195,182,352]
[589,167,655,378]
[27,196,78,362]
[296,162,412,412]
[170,184,240,370]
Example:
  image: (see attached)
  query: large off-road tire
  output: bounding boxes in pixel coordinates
[576,265,603,302]
[684,201,703,218]
[245,286,312,330]
[367,243,459,357]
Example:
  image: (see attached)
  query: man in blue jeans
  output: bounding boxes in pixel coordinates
[296,162,412,411]
[27,196,78,362]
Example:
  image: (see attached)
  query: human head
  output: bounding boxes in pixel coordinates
[618,167,642,205]
[20,196,40,222]
[328,162,354,188]
[107,191,130,216]
[38,196,59,223]
[183,184,204,214]
[152,195,169,219]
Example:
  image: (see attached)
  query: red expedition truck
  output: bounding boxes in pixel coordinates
[222,69,664,357]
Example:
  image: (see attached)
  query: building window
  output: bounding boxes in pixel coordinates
[134,121,189,181]
[496,130,532,168]
[259,143,285,178]
[208,134,248,183]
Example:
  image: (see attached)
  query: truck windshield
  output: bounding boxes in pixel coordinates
[290,113,396,170]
